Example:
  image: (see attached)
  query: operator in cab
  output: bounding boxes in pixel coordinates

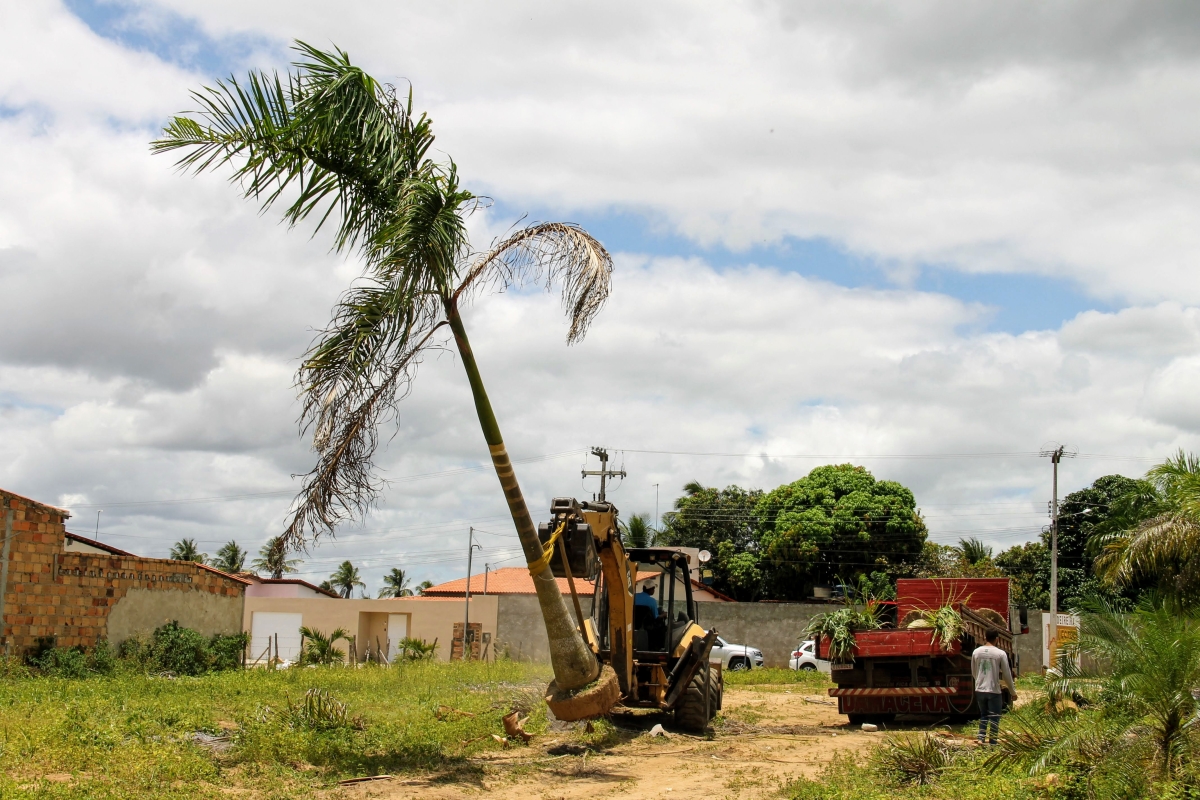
[634,583,659,617]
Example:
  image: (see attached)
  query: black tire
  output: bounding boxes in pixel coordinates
[799,663,817,672]
[729,657,751,671]
[847,713,867,725]
[675,667,721,732]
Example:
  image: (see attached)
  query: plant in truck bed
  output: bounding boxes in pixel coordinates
[805,604,881,662]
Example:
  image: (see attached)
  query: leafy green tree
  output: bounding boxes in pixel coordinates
[169,538,206,563]
[1050,473,1151,608]
[620,514,657,549]
[1094,453,1200,607]
[211,541,246,573]
[987,599,1200,795]
[658,482,763,600]
[251,536,301,579]
[378,567,414,598]
[755,464,927,600]
[415,580,434,595]
[995,541,1050,608]
[329,560,366,598]
[154,42,611,691]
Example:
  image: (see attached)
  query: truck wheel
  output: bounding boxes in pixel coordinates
[799,663,817,672]
[675,667,720,732]
[729,658,750,671]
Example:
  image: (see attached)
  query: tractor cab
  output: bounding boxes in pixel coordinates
[626,548,697,656]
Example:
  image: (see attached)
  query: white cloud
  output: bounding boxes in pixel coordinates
[1,2,1199,591]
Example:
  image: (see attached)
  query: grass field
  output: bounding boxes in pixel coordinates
[0,660,552,798]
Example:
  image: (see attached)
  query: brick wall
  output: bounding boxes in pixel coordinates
[1,488,246,653]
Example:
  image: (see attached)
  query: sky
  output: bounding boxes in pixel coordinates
[1,1,1199,593]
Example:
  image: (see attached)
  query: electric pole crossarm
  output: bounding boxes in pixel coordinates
[582,447,625,502]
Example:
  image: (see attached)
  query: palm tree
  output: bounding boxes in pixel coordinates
[985,599,1200,795]
[378,567,414,598]
[251,536,301,580]
[169,538,207,563]
[211,540,247,573]
[299,626,350,665]
[957,537,993,566]
[329,560,366,599]
[1094,451,1200,606]
[154,42,609,690]
[415,580,434,595]
[620,514,656,549]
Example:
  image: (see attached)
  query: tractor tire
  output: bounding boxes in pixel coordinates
[675,666,721,733]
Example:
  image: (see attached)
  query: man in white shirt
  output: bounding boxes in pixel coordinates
[971,628,1017,745]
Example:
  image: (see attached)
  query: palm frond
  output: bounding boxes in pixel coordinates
[454,222,613,343]
[152,41,434,257]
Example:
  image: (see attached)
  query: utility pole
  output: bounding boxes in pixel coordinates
[1041,445,1072,667]
[463,527,481,660]
[653,483,660,533]
[94,509,102,540]
[483,563,490,595]
[581,447,626,502]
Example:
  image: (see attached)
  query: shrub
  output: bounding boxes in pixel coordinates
[33,646,89,679]
[151,621,212,676]
[871,733,957,785]
[119,622,248,676]
[209,631,250,671]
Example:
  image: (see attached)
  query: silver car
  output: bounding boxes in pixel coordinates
[710,636,764,671]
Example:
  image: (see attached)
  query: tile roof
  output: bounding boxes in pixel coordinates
[65,532,135,557]
[421,567,595,597]
[240,574,341,598]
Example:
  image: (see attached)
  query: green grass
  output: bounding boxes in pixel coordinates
[0,660,552,798]
[724,667,832,690]
[785,750,1039,800]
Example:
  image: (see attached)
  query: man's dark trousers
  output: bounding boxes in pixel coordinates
[976,691,1003,744]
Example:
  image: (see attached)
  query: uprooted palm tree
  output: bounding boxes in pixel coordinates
[1094,450,1200,607]
[378,567,414,598]
[985,599,1200,796]
[153,42,607,691]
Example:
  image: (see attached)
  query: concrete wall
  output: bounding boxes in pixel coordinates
[108,587,244,644]
[495,594,552,663]
[695,602,829,667]
[1013,610,1045,676]
[242,595,498,662]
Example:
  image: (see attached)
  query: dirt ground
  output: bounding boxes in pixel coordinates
[344,687,892,800]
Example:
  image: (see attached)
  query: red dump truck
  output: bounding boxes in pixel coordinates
[815,577,1016,724]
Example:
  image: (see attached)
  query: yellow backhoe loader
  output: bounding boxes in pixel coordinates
[535,494,723,731]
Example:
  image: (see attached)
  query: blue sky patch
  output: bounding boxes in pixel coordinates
[487,201,1108,336]
[65,0,279,77]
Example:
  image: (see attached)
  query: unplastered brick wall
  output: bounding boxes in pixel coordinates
[1,488,246,652]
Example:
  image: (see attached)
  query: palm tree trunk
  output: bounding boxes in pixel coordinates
[444,298,599,690]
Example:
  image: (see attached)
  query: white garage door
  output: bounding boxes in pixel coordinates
[387,614,409,662]
[251,612,303,663]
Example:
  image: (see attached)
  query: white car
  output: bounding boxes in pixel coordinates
[711,636,764,671]
[789,639,832,673]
